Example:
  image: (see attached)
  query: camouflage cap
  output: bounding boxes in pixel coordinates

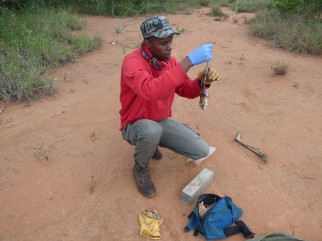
[140,16,180,39]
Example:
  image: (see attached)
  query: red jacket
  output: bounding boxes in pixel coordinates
[119,48,202,131]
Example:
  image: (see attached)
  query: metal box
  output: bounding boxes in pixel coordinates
[181,168,215,205]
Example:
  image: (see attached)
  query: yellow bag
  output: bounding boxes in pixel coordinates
[139,209,163,239]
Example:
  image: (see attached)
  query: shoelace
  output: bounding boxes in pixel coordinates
[139,165,151,182]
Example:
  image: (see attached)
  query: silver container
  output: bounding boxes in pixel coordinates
[181,168,215,205]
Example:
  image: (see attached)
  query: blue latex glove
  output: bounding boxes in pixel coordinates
[187,44,213,66]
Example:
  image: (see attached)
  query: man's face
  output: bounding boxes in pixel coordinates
[144,35,173,61]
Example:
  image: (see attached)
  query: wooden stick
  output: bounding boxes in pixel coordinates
[235,131,268,163]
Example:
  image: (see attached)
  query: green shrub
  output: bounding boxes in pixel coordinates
[249,8,322,55]
[0,9,102,101]
[210,5,229,19]
[229,0,275,13]
[271,60,289,75]
[0,0,203,16]
[200,0,211,7]
[274,0,322,14]
[71,35,103,56]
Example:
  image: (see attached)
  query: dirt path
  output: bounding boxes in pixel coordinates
[1,8,322,241]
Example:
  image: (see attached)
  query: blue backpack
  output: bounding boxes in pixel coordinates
[184,194,254,240]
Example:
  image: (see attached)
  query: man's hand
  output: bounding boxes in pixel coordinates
[198,67,220,84]
[187,44,213,66]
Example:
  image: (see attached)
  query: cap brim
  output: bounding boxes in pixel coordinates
[152,27,180,38]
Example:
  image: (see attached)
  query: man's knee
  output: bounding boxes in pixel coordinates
[136,120,162,143]
[198,144,210,159]
[191,141,209,160]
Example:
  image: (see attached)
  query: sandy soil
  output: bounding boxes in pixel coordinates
[1,8,322,241]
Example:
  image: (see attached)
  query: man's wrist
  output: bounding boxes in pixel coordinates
[180,57,193,72]
[198,79,211,88]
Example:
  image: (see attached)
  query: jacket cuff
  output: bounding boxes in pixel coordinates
[198,79,210,88]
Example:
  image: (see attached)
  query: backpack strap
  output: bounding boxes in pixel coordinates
[193,228,199,237]
[187,211,194,219]
[184,225,191,232]
[224,220,255,239]
[184,225,201,237]
[184,210,195,233]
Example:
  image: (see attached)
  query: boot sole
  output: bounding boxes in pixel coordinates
[140,189,156,198]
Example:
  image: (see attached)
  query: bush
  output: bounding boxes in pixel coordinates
[274,0,322,14]
[0,9,102,101]
[228,0,275,13]
[0,0,202,16]
[210,5,229,19]
[271,60,289,75]
[249,8,322,55]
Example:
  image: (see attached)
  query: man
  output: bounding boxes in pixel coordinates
[119,16,219,198]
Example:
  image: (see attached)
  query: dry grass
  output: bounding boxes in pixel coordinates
[271,60,289,75]
[34,143,49,161]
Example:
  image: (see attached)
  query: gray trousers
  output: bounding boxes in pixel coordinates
[122,118,210,166]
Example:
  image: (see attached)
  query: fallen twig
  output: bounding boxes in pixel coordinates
[300,176,316,180]
[89,175,95,194]
[235,131,268,163]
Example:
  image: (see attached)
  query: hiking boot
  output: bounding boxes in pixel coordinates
[133,163,156,198]
[152,148,163,160]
